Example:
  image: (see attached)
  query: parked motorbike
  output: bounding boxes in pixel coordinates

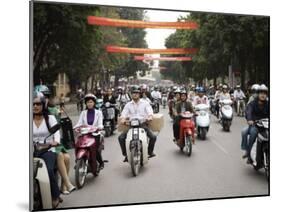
[102,102,116,137]
[33,124,60,210]
[175,111,195,156]
[236,97,246,116]
[74,126,104,189]
[249,118,269,180]
[162,94,168,109]
[125,118,149,176]
[219,99,233,131]
[194,104,210,140]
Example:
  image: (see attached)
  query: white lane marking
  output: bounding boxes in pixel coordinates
[210,139,229,155]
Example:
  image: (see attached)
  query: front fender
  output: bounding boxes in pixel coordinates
[76,149,89,160]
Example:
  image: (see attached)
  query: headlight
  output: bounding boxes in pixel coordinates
[105,102,110,107]
[131,119,140,127]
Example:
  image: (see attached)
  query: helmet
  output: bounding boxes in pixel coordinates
[258,84,268,92]
[180,89,187,95]
[197,87,205,93]
[175,88,181,94]
[219,83,223,88]
[195,86,200,92]
[173,86,178,91]
[34,85,51,97]
[84,93,96,103]
[33,91,47,110]
[191,84,195,88]
[131,85,141,93]
[141,84,148,90]
[236,85,241,89]
[251,84,259,91]
[222,85,228,89]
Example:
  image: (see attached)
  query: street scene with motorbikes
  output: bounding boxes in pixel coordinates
[31,2,269,210]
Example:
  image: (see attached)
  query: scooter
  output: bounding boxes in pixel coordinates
[102,102,116,137]
[236,97,246,117]
[175,111,196,156]
[33,124,61,210]
[249,118,269,180]
[125,118,149,176]
[219,99,233,131]
[162,94,168,109]
[74,126,104,189]
[194,104,210,140]
[152,98,160,113]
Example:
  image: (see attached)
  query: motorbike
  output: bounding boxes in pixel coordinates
[208,95,216,115]
[33,124,61,210]
[249,118,269,180]
[152,98,160,113]
[175,111,196,156]
[161,94,168,109]
[168,98,175,120]
[236,97,246,117]
[125,118,149,176]
[102,102,116,137]
[219,99,233,131]
[194,104,210,140]
[74,126,104,189]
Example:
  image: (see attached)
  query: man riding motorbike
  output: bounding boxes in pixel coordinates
[193,87,209,107]
[118,86,157,162]
[173,90,195,143]
[103,88,118,122]
[240,84,269,163]
[233,85,246,114]
[247,84,260,104]
[188,85,196,102]
[74,94,105,169]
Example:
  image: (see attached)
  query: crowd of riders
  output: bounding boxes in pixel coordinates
[33,81,269,209]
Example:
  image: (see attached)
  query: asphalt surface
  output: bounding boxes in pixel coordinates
[59,104,268,209]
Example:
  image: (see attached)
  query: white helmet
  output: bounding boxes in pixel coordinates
[251,84,259,91]
[258,84,268,92]
[222,85,228,89]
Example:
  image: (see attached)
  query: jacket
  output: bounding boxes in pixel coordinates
[245,99,269,121]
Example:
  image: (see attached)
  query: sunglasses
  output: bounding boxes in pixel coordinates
[33,102,42,106]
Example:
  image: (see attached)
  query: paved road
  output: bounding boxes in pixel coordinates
[59,104,268,209]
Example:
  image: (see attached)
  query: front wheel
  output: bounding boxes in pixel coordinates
[33,180,43,210]
[75,158,88,189]
[130,147,141,176]
[184,135,192,157]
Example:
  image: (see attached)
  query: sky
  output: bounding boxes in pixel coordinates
[144,9,189,67]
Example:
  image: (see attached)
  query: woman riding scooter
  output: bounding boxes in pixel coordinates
[173,90,195,143]
[33,93,62,208]
[74,94,104,169]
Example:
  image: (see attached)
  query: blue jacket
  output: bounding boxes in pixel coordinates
[245,98,269,121]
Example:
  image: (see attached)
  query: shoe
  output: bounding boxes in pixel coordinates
[148,153,156,158]
[123,157,128,162]
[58,197,63,203]
[242,151,248,159]
[99,163,104,170]
[246,157,253,164]
[67,184,76,193]
[52,199,60,209]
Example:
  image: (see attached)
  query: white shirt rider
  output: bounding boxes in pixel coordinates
[121,98,153,123]
[151,90,162,100]
[193,95,209,107]
[234,89,246,100]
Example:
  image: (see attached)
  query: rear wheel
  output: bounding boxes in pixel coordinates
[184,135,192,157]
[75,158,88,189]
[105,127,111,137]
[130,147,141,176]
[200,128,207,140]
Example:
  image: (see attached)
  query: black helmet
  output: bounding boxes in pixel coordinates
[180,89,187,95]
[84,93,96,103]
[131,85,141,93]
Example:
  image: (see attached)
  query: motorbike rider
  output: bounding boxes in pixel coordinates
[233,85,246,111]
[193,87,209,107]
[173,89,195,142]
[33,93,62,208]
[151,86,162,100]
[117,87,131,103]
[241,84,269,163]
[74,94,105,169]
[103,88,118,122]
[76,88,84,112]
[141,84,153,101]
[247,84,260,104]
[118,85,157,162]
[188,85,196,102]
